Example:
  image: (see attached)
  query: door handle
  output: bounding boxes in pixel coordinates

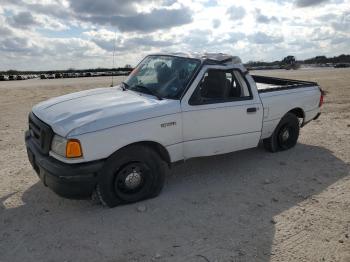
[247,107,257,113]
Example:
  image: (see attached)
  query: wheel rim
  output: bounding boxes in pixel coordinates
[278,125,295,149]
[115,163,145,194]
[113,162,153,201]
[281,128,290,141]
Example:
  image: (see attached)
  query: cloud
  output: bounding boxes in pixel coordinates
[69,0,178,16]
[0,37,30,53]
[179,30,246,52]
[3,0,193,33]
[317,13,337,21]
[228,32,246,43]
[68,0,193,32]
[28,3,71,20]
[0,33,40,55]
[226,5,246,20]
[203,0,218,7]
[0,25,36,54]
[68,0,139,16]
[91,34,174,52]
[112,7,193,32]
[255,9,279,23]
[126,36,174,48]
[331,11,350,32]
[91,38,118,52]
[76,7,193,32]
[182,29,213,50]
[248,32,284,44]
[212,19,221,28]
[2,0,72,20]
[332,21,350,32]
[295,0,330,7]
[316,11,350,32]
[330,36,349,45]
[0,25,12,36]
[162,0,178,6]
[6,11,40,29]
[287,40,318,49]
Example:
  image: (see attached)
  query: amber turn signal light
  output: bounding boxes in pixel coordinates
[66,139,83,158]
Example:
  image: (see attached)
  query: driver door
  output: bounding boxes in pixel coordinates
[180,67,263,159]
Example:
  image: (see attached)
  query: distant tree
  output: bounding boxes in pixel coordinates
[281,56,296,65]
[280,56,300,70]
[6,69,19,75]
[333,54,350,63]
[314,56,327,64]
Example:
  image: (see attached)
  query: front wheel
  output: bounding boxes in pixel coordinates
[263,113,300,152]
[96,145,165,207]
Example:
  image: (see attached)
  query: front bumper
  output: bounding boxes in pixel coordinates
[25,131,104,199]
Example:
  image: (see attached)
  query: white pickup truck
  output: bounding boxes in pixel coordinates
[25,53,323,207]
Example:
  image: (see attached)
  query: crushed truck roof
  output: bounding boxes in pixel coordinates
[152,52,242,65]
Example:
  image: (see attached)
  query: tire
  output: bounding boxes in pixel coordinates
[96,145,166,207]
[263,112,300,153]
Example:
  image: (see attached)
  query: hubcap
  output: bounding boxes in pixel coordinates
[124,170,142,189]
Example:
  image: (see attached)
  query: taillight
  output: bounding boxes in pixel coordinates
[319,90,324,107]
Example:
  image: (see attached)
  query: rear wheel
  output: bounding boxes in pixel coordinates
[263,113,300,152]
[96,145,165,207]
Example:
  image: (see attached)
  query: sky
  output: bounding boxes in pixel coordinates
[0,0,349,70]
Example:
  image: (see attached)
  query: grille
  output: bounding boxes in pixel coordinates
[28,112,54,154]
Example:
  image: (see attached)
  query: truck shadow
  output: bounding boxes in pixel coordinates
[1,144,349,262]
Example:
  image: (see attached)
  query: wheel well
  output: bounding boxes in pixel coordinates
[288,108,305,121]
[124,141,171,166]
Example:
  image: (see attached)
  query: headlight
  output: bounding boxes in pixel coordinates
[51,135,83,158]
[51,135,67,157]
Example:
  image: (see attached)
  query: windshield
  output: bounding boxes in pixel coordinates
[124,55,201,99]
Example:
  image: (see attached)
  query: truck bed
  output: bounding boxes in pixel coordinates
[252,75,318,93]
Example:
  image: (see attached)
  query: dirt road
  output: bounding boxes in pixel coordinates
[0,70,349,262]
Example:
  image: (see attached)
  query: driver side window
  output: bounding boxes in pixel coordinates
[189,69,252,105]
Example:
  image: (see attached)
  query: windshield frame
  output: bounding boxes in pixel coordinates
[124,55,202,100]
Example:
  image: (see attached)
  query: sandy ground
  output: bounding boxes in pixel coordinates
[0,69,349,262]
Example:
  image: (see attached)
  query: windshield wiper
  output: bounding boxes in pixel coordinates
[121,81,129,91]
[132,85,163,100]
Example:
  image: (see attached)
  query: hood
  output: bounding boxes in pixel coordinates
[32,86,180,137]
